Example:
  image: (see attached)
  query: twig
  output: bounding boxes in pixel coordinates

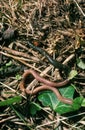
[2,47,39,62]
[0,116,15,123]
[73,0,85,17]
[63,54,75,64]
[0,51,41,73]
[0,82,26,99]
[36,112,85,129]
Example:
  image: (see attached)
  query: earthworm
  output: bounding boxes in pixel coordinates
[19,69,73,105]
[27,41,70,72]
[20,69,69,88]
[26,85,72,105]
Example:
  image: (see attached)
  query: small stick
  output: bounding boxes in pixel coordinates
[73,0,85,17]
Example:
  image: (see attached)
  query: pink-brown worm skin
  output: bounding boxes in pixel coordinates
[19,69,73,105]
[22,69,69,87]
[25,85,72,105]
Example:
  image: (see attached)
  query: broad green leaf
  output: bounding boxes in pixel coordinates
[38,85,84,114]
[38,91,58,110]
[54,86,75,114]
[0,96,22,106]
[68,70,78,80]
[54,96,83,114]
[29,102,41,115]
[77,59,85,69]
[38,85,75,114]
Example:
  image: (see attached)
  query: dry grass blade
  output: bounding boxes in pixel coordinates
[0,0,85,130]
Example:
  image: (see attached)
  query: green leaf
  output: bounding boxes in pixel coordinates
[11,105,31,129]
[18,0,23,8]
[72,97,84,110]
[38,85,75,114]
[81,98,85,107]
[0,67,3,72]
[68,70,78,80]
[77,59,85,69]
[15,74,22,80]
[29,102,41,115]
[38,85,84,114]
[0,96,22,106]
[79,38,85,46]
[38,91,58,110]
[6,61,12,67]
[55,97,83,114]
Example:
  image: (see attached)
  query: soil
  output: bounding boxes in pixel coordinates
[0,0,85,130]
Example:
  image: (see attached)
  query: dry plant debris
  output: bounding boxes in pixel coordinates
[0,0,85,130]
